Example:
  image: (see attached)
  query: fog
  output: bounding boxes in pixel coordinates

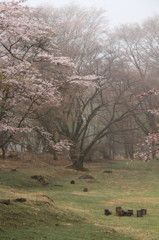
[25,0,159,27]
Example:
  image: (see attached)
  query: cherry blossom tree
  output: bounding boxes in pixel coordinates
[0,0,80,157]
[135,89,159,161]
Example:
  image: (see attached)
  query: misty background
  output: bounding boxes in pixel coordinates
[25,0,159,27]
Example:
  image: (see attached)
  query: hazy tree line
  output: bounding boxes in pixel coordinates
[0,2,159,170]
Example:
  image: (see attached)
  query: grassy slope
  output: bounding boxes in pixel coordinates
[0,159,159,240]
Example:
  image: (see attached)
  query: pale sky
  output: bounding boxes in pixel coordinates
[3,0,159,27]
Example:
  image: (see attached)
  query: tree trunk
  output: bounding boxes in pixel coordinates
[124,142,134,159]
[1,146,6,159]
[71,158,85,171]
[124,143,129,159]
[151,141,156,159]
[128,144,134,159]
[69,144,86,171]
[52,151,58,160]
[50,149,58,160]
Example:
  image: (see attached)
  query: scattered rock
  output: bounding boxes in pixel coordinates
[14,198,27,203]
[31,175,41,179]
[11,168,16,172]
[0,199,11,205]
[83,188,88,192]
[78,174,94,179]
[103,170,112,173]
[70,180,75,184]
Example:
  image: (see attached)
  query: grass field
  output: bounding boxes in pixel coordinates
[0,158,159,240]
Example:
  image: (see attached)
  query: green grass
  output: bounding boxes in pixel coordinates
[1,159,159,239]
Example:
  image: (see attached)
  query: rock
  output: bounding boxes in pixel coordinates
[31,175,41,179]
[11,168,16,172]
[14,198,27,203]
[78,174,94,179]
[103,170,112,173]
[70,180,75,184]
